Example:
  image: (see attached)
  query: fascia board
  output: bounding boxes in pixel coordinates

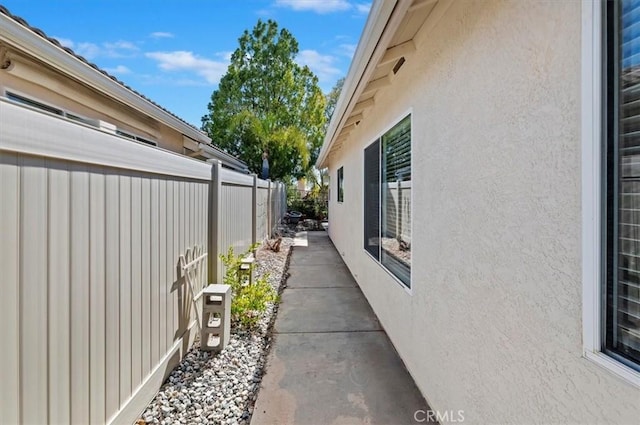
[316,0,395,168]
[317,0,411,168]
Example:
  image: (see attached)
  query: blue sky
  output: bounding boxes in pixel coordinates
[2,0,369,127]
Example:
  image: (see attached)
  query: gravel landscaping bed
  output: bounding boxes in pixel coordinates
[137,238,293,425]
[381,237,411,266]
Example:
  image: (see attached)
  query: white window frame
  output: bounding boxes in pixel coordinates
[4,89,98,128]
[5,89,64,116]
[582,0,640,388]
[116,129,158,147]
[3,89,158,146]
[337,166,344,203]
[362,110,413,295]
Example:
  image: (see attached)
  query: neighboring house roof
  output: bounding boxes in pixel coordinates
[0,5,249,173]
[316,0,453,168]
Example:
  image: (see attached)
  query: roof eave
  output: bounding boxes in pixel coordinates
[316,0,398,169]
[316,0,416,169]
[199,143,249,173]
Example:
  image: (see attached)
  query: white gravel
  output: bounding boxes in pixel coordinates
[137,238,293,425]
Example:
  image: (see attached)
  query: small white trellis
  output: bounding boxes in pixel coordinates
[179,246,208,331]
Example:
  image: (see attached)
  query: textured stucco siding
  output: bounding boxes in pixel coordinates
[327,1,640,424]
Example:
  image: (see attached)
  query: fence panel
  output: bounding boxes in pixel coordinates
[0,150,20,425]
[48,158,72,424]
[277,182,287,219]
[270,182,286,232]
[0,101,209,425]
[0,99,287,424]
[257,186,269,242]
[219,181,253,258]
[383,181,412,244]
[270,183,278,234]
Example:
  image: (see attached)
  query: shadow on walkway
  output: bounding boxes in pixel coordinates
[252,231,433,425]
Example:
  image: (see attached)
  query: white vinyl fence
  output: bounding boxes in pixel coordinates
[270,180,287,236]
[384,181,412,245]
[0,99,285,425]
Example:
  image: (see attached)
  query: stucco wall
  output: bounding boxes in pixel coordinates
[327,1,639,423]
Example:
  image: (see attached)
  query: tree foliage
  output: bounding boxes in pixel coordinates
[202,19,326,179]
[325,77,344,127]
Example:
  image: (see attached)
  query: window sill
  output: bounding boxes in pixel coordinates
[363,249,413,296]
[584,351,640,389]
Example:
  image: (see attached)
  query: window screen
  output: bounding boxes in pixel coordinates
[604,0,640,369]
[364,140,380,260]
[381,115,411,286]
[363,115,411,288]
[337,166,344,202]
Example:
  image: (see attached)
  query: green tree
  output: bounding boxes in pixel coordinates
[308,76,345,189]
[202,19,326,179]
[325,76,344,127]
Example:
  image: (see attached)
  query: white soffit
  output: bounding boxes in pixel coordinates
[317,0,450,168]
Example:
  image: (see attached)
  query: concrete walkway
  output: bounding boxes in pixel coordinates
[252,231,430,425]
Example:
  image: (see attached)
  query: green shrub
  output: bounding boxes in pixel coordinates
[219,244,277,328]
[286,190,328,220]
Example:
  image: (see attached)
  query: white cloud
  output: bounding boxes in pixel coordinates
[339,43,357,58]
[296,49,342,84]
[216,51,234,62]
[145,51,229,85]
[54,37,74,49]
[274,0,371,14]
[103,65,131,75]
[150,31,174,39]
[75,42,101,59]
[104,41,138,51]
[275,0,351,14]
[138,73,209,87]
[355,2,371,14]
[51,37,139,59]
[103,41,139,58]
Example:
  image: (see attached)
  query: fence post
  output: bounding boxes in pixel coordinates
[281,182,286,220]
[252,174,257,246]
[278,182,282,222]
[267,179,272,238]
[207,159,222,284]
